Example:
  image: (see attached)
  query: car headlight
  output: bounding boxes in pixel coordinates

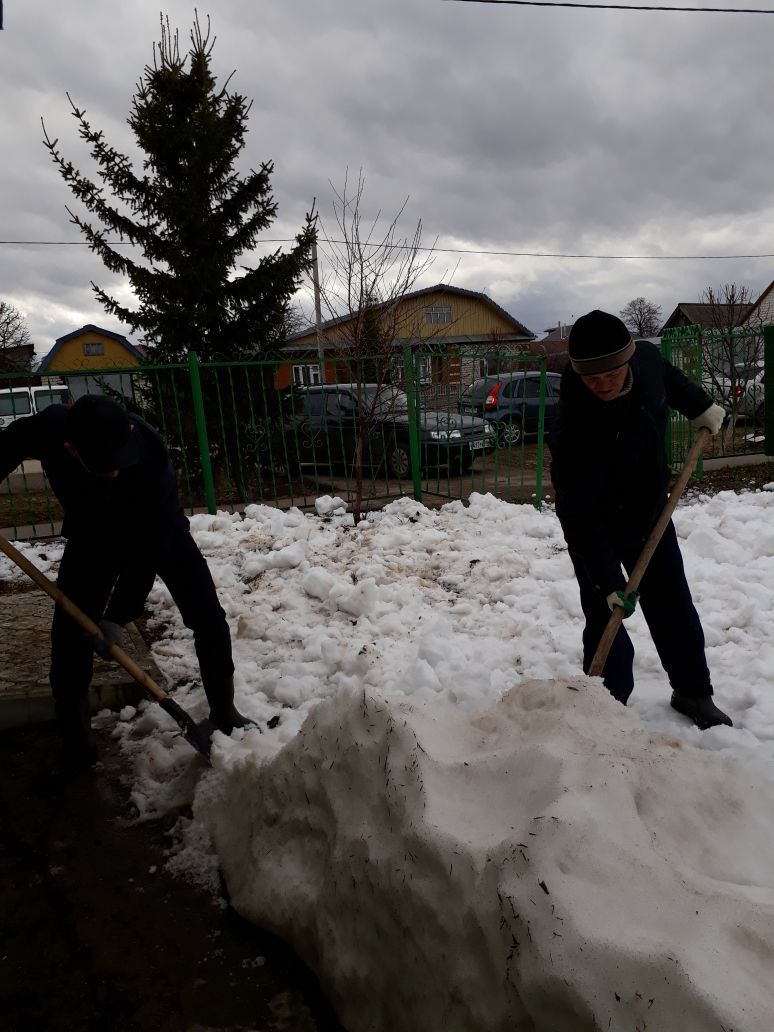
[430,429,462,440]
[483,424,493,435]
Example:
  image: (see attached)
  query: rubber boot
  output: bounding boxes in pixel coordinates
[54,697,98,774]
[206,676,253,734]
[670,692,733,730]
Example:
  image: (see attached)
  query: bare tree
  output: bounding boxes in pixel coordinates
[699,283,761,448]
[315,171,435,521]
[0,301,32,352]
[619,297,662,337]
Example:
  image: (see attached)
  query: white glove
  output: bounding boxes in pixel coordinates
[692,403,725,435]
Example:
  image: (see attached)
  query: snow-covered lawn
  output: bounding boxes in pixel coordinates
[4,488,774,1030]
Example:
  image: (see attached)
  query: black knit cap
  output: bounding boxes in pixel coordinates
[568,310,635,376]
[64,395,139,474]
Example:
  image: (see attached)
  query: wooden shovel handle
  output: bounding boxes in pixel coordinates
[588,427,710,677]
[0,532,167,702]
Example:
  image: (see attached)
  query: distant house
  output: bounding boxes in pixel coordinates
[281,284,535,403]
[660,303,754,334]
[537,322,575,373]
[37,325,144,401]
[741,278,774,328]
[0,343,36,390]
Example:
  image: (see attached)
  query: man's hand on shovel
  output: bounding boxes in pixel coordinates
[91,620,125,661]
[606,590,639,619]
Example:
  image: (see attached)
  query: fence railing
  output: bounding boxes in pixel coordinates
[0,348,557,539]
[661,323,770,470]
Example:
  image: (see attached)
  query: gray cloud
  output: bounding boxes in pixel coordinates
[2,0,773,357]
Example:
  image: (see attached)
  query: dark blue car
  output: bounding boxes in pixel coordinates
[458,371,562,446]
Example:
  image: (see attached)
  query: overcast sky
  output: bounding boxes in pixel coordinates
[2,0,774,356]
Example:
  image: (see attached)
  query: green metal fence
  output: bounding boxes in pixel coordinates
[1,348,557,539]
[661,323,769,471]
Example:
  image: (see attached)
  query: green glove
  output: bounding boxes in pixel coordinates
[606,590,639,618]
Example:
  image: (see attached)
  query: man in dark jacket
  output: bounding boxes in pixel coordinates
[0,394,250,770]
[550,309,732,729]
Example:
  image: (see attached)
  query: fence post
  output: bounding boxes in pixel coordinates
[402,344,423,501]
[187,351,217,515]
[534,362,546,511]
[765,326,774,458]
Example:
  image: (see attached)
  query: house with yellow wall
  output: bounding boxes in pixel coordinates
[280,285,535,400]
[37,325,144,400]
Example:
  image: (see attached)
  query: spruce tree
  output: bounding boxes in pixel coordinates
[42,14,315,363]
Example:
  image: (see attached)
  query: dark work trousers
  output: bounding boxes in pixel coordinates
[50,528,234,726]
[569,520,712,704]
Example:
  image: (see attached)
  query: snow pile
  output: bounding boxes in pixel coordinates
[198,679,774,1032]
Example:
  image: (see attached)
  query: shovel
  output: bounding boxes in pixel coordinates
[0,532,212,763]
[588,426,710,678]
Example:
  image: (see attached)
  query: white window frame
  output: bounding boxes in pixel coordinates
[83,341,105,357]
[292,363,322,387]
[425,305,452,325]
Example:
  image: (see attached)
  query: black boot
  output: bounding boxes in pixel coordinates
[54,697,98,773]
[206,677,254,734]
[670,692,733,730]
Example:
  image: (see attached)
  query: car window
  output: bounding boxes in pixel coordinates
[0,391,32,416]
[326,392,358,417]
[522,378,542,398]
[32,388,71,411]
[303,392,324,418]
[465,378,501,401]
[499,378,523,399]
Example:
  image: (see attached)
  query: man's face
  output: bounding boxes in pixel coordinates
[580,364,629,402]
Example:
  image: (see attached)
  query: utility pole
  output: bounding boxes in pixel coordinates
[312,240,324,367]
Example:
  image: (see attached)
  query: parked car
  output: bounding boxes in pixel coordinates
[0,384,72,430]
[727,367,765,423]
[282,383,496,478]
[458,371,562,446]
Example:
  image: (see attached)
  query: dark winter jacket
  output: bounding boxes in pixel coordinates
[0,406,189,622]
[549,341,712,596]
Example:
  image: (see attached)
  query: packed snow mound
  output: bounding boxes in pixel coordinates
[197,678,774,1032]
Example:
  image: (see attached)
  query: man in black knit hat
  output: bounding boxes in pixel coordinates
[550,309,732,729]
[0,394,251,771]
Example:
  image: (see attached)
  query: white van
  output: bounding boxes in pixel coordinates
[0,384,72,429]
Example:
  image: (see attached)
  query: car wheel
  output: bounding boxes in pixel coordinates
[498,421,522,447]
[387,442,412,478]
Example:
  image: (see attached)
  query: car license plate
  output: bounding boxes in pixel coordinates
[470,439,487,451]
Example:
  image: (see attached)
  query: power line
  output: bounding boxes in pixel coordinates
[444,0,774,13]
[0,238,773,260]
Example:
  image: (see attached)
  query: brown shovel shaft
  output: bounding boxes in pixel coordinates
[588,427,710,678]
[0,532,168,702]
[0,532,216,762]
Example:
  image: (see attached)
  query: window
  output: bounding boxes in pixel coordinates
[0,392,31,416]
[83,341,105,357]
[425,305,452,325]
[523,378,542,398]
[392,355,432,385]
[303,392,324,418]
[292,363,322,387]
[326,392,357,417]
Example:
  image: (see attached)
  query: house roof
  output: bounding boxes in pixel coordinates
[740,278,774,325]
[660,302,754,332]
[0,343,34,372]
[287,284,535,342]
[38,324,144,371]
